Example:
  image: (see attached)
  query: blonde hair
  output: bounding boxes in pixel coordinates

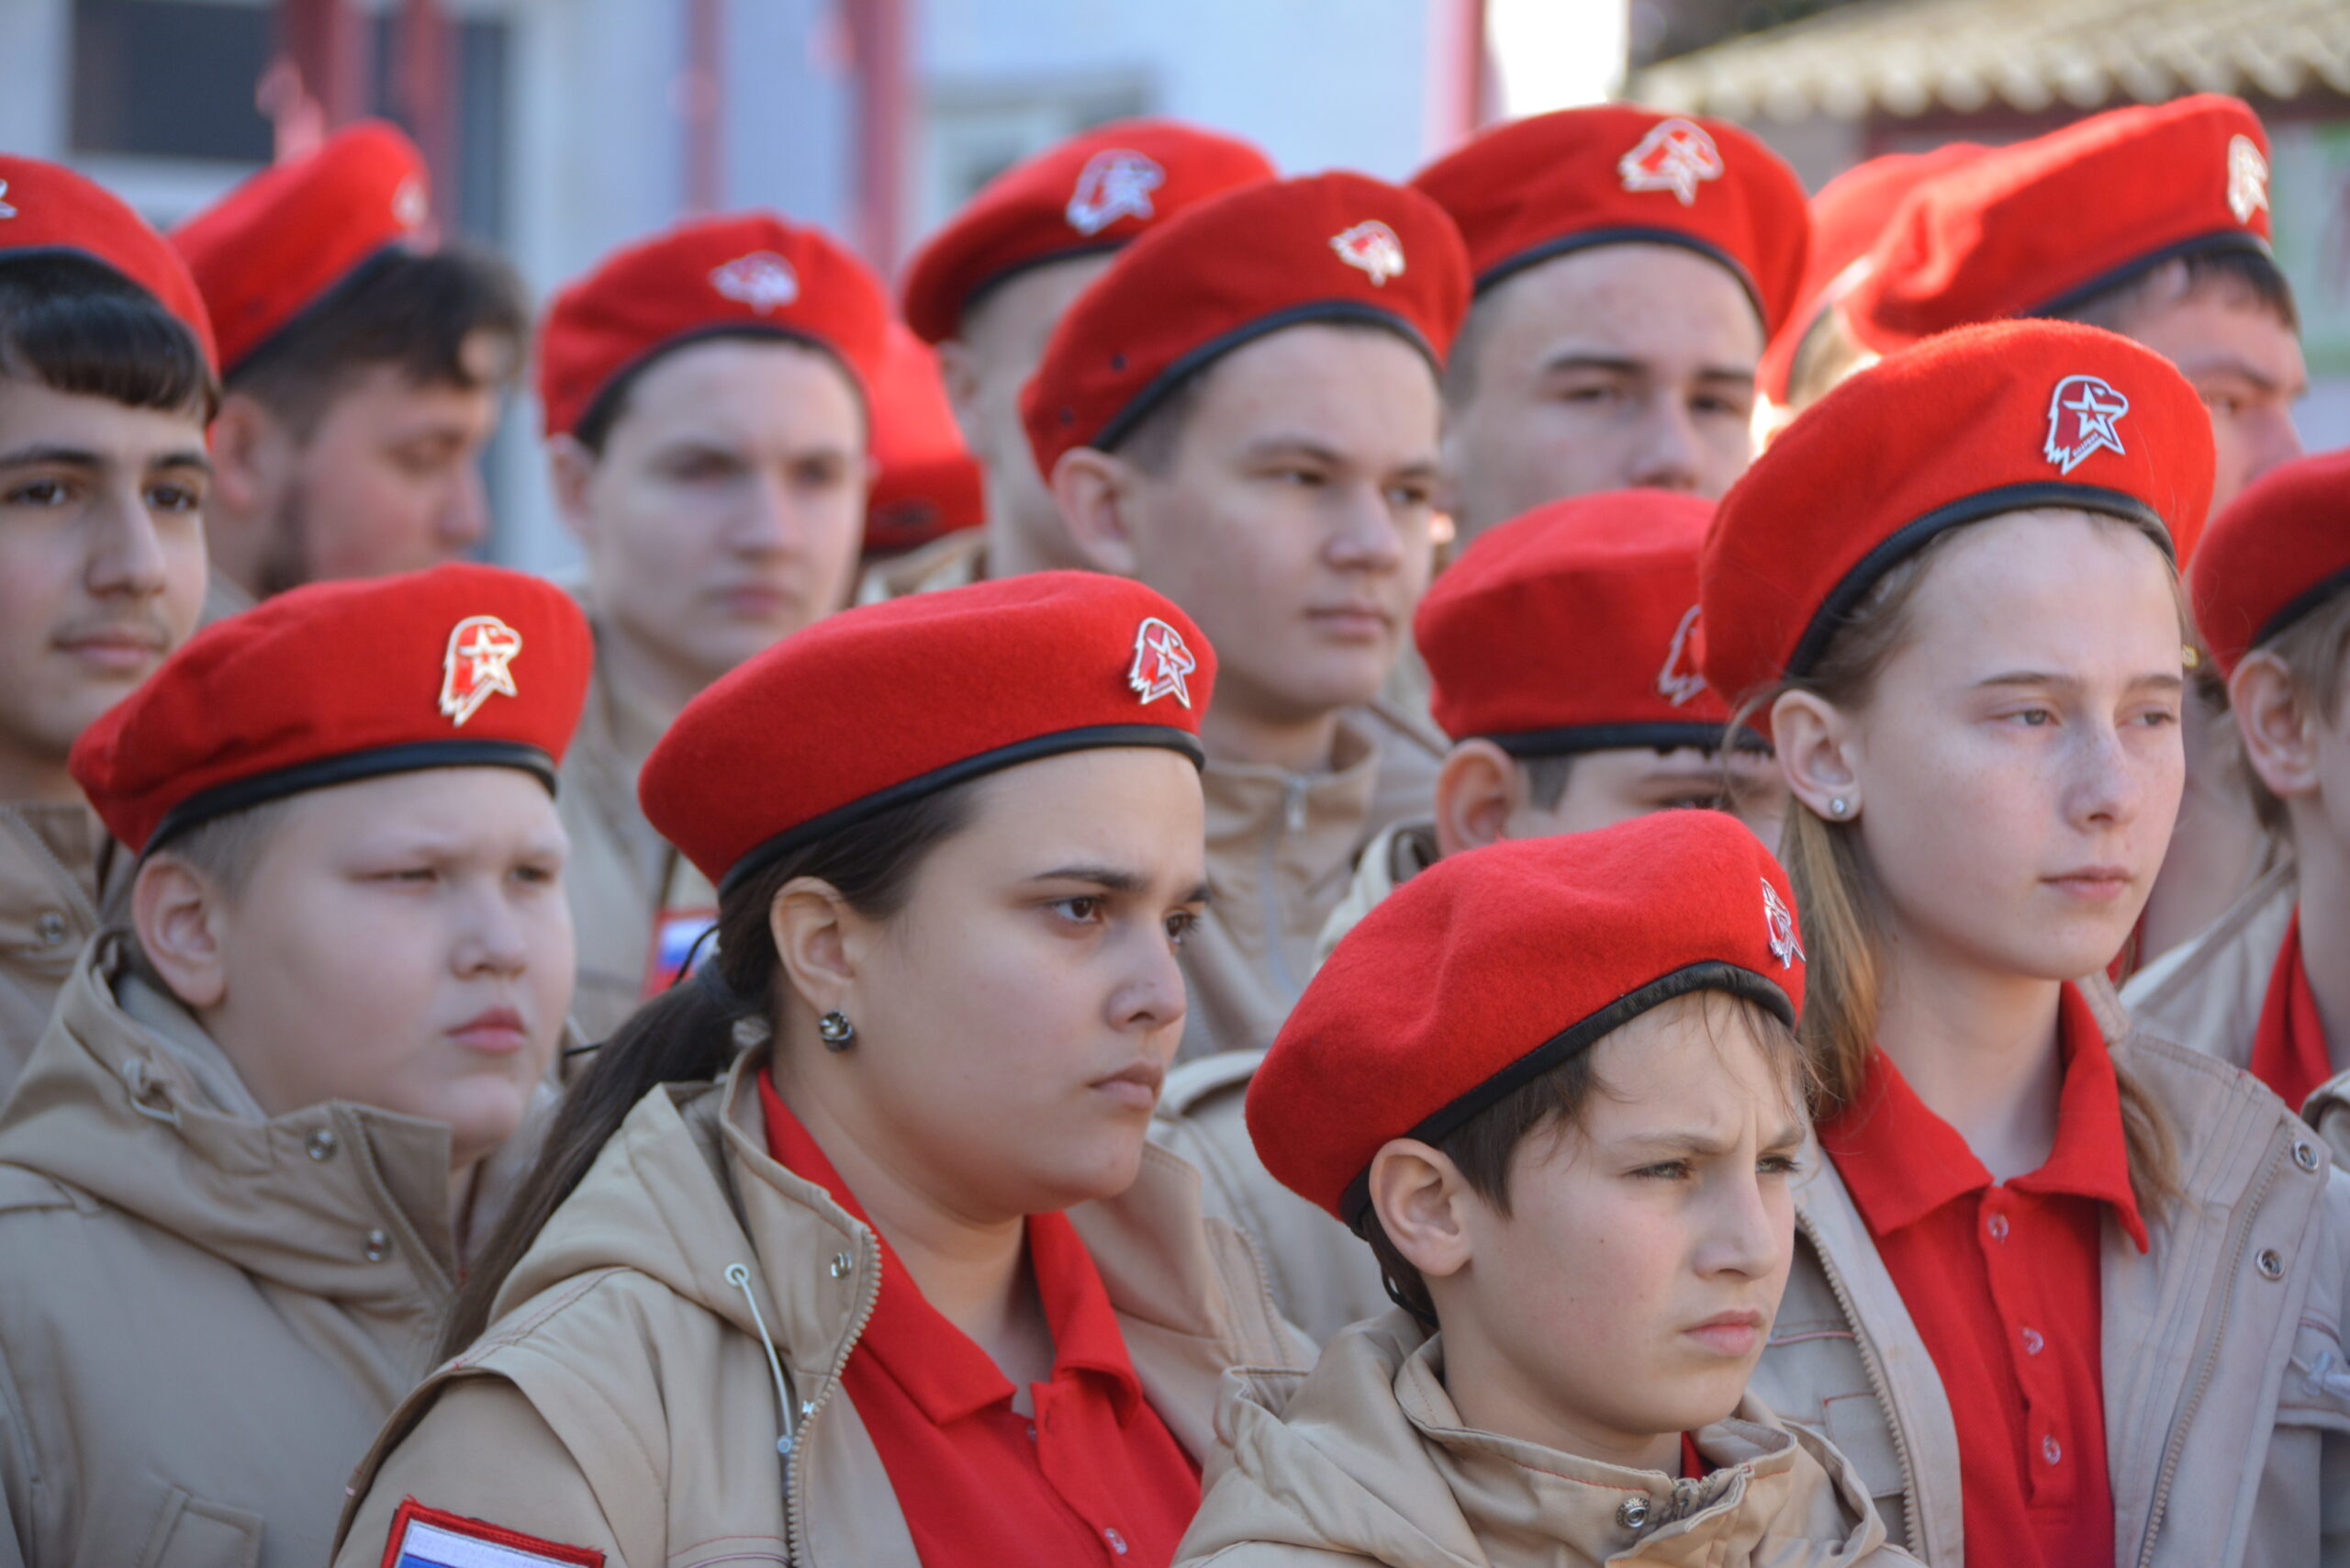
[1746,512,2182,1215]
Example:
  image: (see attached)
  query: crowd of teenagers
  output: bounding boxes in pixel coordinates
[0,85,2344,1568]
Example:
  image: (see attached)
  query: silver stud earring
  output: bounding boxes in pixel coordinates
[817,1010,856,1051]
[1829,797,1851,819]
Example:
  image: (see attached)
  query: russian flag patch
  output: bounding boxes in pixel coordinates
[380,1499,604,1568]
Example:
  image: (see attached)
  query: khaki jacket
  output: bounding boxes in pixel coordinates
[2121,855,2296,1082]
[330,1046,1309,1568]
[0,936,540,1568]
[1314,816,1438,972]
[1153,1050,1392,1345]
[0,805,118,1094]
[1177,1310,1913,1568]
[854,529,987,604]
[1750,1026,2350,1567]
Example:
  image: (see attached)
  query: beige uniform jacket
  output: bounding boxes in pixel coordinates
[1315,816,1438,972]
[0,936,539,1568]
[854,529,987,604]
[1750,1025,2350,1567]
[1176,1309,1912,1568]
[2122,856,2295,1082]
[330,1046,1309,1568]
[0,805,117,1095]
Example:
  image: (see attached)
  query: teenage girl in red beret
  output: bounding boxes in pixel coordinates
[1701,317,2350,1568]
[331,573,1304,1568]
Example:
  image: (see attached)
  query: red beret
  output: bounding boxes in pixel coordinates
[1849,95,2273,348]
[537,212,891,440]
[1022,172,1470,480]
[72,564,592,856]
[901,118,1277,344]
[1700,319,2212,710]
[1249,812,1807,1225]
[865,322,985,557]
[1758,143,1986,405]
[2190,450,2350,678]
[1411,104,1809,334]
[1419,489,1734,749]
[0,155,217,370]
[172,121,430,375]
[641,572,1215,892]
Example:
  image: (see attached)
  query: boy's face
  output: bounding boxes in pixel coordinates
[2114,284,2302,514]
[1109,324,1442,729]
[1424,996,1804,1462]
[0,376,208,799]
[1523,745,1785,842]
[185,767,572,1171]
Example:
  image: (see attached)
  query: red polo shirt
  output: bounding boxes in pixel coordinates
[758,1072,1201,1567]
[1818,984,2147,1568]
[2251,908,2332,1114]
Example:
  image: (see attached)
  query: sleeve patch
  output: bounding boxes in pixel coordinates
[381,1498,604,1568]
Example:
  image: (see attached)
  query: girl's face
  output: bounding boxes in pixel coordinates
[800,747,1208,1222]
[1805,510,2186,986]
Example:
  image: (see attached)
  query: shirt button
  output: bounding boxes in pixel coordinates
[1986,1213,2010,1241]
[2021,1327,2044,1356]
[2042,1435,2063,1465]
[363,1228,391,1261]
[33,912,68,946]
[306,1129,339,1161]
[1103,1528,1129,1555]
[1617,1496,1651,1529]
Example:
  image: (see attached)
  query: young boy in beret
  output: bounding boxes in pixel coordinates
[869,118,1275,600]
[1175,814,1913,1567]
[1412,105,1810,539]
[173,122,528,612]
[2129,449,2350,1138]
[0,156,216,1090]
[0,564,587,1568]
[1032,171,1467,1063]
[1154,487,1782,1341]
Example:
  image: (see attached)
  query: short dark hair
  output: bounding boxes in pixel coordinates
[227,243,528,434]
[1362,990,1804,1323]
[2052,246,2299,337]
[0,252,218,420]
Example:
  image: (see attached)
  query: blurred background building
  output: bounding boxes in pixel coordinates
[4,0,2344,566]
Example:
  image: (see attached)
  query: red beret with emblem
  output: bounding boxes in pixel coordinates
[1249,812,1807,1226]
[1411,104,1809,333]
[171,121,430,375]
[72,564,592,856]
[1419,489,1734,750]
[2191,449,2350,677]
[865,322,985,556]
[1758,142,1986,405]
[0,154,218,370]
[1021,172,1470,480]
[537,211,891,440]
[641,572,1215,891]
[1700,319,2212,711]
[901,118,1277,344]
[1848,95,2273,349]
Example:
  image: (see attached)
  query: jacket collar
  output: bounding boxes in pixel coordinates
[0,801,109,966]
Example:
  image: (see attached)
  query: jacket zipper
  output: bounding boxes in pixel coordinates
[1796,1206,1925,1551]
[783,1229,885,1565]
[2133,1138,2288,1568]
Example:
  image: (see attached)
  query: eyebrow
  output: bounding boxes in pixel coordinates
[1537,353,1758,385]
[1975,670,2185,693]
[1026,864,1211,904]
[0,443,103,470]
[2173,353,2308,398]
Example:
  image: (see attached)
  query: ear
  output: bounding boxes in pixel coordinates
[132,857,231,1010]
[546,435,600,546]
[1367,1137,1476,1283]
[1434,740,1521,857]
[768,875,873,1025]
[2232,652,2322,802]
[1050,447,1144,577]
[204,392,285,519]
[932,339,989,455]
[1769,689,1862,822]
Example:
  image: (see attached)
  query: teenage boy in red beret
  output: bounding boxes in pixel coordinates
[1030,172,1468,1063]
[0,156,216,1091]
[1174,816,1913,1566]
[537,213,890,1038]
[867,119,1275,601]
[2129,450,2350,1137]
[173,122,528,612]
[1412,105,1809,542]
[1156,487,1784,1340]
[0,564,588,1568]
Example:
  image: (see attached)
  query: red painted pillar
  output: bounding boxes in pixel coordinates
[845,0,912,275]
[683,0,727,213]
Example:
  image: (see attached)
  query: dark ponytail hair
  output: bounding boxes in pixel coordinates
[442,781,981,1357]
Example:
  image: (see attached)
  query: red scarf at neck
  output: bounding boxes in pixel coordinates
[2250,907,2333,1114]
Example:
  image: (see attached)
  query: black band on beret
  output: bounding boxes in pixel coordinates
[145,740,557,855]
[717,722,1207,898]
[1471,225,1765,327]
[2249,563,2350,660]
[1785,481,2169,682]
[2028,229,2276,322]
[1339,959,1794,1231]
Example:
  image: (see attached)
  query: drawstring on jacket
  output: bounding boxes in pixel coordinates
[726,1261,800,1461]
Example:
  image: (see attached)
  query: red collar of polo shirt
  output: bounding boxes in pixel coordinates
[755,1070,1145,1423]
[1819,984,2148,1252]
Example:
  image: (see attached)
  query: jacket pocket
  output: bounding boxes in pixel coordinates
[136,1486,263,1568]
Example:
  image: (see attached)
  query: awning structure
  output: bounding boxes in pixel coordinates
[1628,0,2350,122]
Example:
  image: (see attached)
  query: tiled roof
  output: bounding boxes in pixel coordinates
[1629,0,2350,121]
